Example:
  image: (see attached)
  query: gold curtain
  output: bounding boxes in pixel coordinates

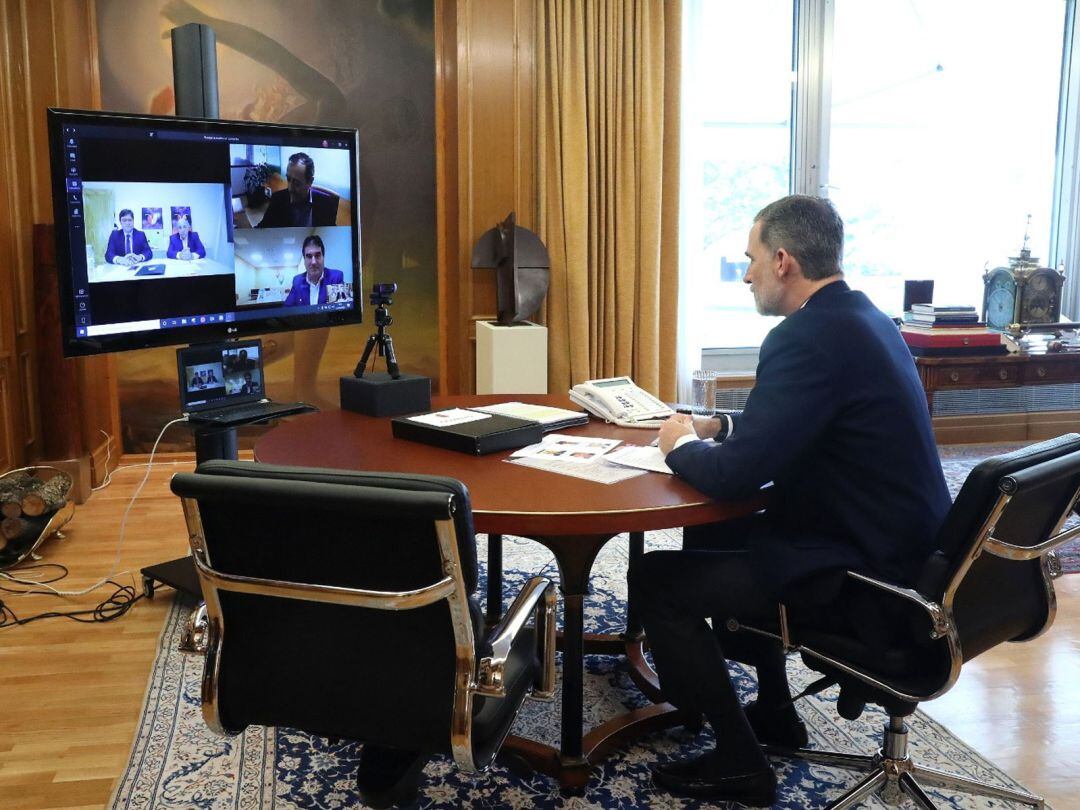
[538,0,681,400]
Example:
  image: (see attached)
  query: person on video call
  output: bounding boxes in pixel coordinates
[283,235,345,306]
[629,195,951,806]
[256,152,338,228]
[240,371,259,395]
[166,217,206,261]
[105,209,153,266]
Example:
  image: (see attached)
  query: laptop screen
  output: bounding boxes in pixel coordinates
[177,339,265,414]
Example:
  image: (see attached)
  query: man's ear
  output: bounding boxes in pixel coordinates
[774,247,794,279]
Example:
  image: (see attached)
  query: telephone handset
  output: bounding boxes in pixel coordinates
[569,376,675,429]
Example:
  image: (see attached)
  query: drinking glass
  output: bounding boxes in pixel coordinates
[691,370,721,416]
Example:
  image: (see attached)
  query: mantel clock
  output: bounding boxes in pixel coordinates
[982,244,1065,332]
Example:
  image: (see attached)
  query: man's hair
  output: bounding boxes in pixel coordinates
[118,208,134,221]
[288,152,315,183]
[302,234,325,254]
[753,195,843,281]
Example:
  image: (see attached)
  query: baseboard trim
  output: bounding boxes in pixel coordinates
[932,410,1080,444]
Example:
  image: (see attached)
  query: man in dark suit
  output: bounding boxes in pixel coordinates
[104,209,153,265]
[283,235,345,306]
[256,152,338,228]
[166,218,207,260]
[631,196,951,805]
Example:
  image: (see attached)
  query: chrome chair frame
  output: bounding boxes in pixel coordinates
[178,493,557,774]
[731,465,1080,810]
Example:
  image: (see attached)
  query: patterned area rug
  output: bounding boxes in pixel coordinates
[110,530,1047,809]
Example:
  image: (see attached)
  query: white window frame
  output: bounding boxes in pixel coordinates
[687,0,1080,390]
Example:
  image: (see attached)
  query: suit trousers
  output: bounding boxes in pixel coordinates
[630,517,785,723]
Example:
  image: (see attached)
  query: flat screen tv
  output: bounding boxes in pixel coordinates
[47,108,363,357]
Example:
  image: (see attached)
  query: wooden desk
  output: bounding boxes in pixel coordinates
[916,353,1080,413]
[255,394,763,788]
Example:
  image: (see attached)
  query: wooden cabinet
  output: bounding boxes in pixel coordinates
[916,354,1080,411]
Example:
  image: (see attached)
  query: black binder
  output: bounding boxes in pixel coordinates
[391,411,544,455]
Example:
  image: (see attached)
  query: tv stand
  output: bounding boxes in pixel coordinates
[140,423,237,599]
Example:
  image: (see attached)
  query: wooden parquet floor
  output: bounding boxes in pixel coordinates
[1,459,1078,808]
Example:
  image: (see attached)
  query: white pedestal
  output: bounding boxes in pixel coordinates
[476,321,548,394]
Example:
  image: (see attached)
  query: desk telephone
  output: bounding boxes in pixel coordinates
[569,377,675,428]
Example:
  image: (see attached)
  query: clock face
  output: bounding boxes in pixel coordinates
[985,272,1017,330]
[1026,294,1051,321]
[1021,269,1060,323]
[989,289,1010,330]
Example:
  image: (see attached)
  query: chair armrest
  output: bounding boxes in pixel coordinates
[476,576,556,699]
[179,602,209,654]
[846,571,952,640]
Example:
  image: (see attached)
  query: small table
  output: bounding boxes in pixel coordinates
[255,394,763,788]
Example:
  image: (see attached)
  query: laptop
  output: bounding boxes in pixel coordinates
[177,338,312,426]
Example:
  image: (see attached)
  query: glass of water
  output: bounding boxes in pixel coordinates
[691,370,721,416]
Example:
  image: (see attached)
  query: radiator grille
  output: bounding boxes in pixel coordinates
[932,383,1080,416]
[714,388,752,411]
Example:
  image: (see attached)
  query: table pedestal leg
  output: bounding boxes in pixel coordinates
[499,531,691,791]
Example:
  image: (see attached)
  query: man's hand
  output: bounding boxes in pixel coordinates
[658,413,696,455]
[179,248,193,261]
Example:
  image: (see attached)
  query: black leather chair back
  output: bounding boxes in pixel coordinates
[170,460,483,753]
[926,434,1080,662]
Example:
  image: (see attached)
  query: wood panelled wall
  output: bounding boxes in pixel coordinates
[438,0,539,394]
[0,0,531,473]
[0,0,119,485]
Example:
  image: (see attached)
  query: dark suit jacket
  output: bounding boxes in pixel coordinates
[666,280,950,597]
[256,188,338,228]
[283,268,345,306]
[166,231,207,259]
[104,228,153,263]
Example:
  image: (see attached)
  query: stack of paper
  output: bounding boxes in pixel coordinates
[473,401,589,432]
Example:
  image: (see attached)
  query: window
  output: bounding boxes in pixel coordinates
[679,0,1073,393]
[678,0,793,385]
[829,0,1066,314]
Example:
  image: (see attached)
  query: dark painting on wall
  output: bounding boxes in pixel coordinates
[96,0,438,452]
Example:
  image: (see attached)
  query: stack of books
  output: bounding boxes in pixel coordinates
[901,305,1007,357]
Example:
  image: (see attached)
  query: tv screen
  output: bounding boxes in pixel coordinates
[47,108,363,357]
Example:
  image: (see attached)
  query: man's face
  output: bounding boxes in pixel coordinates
[120,214,134,234]
[177,219,190,237]
[303,244,325,281]
[286,161,312,205]
[744,222,784,317]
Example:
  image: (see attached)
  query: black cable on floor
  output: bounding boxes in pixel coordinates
[0,580,144,629]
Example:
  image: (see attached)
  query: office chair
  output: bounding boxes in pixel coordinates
[171,460,556,776]
[731,433,1080,809]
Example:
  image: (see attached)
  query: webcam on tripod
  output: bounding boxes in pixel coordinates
[370,282,397,307]
[355,282,401,379]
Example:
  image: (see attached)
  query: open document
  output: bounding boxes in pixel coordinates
[603,444,673,474]
[508,433,687,484]
[507,433,646,483]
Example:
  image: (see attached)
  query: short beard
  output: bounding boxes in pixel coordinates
[753,287,782,317]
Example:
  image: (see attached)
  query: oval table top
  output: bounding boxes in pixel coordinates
[254,394,763,536]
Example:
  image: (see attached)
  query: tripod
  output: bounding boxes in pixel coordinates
[355,303,400,378]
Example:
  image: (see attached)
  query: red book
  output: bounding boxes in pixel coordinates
[901,330,1002,348]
